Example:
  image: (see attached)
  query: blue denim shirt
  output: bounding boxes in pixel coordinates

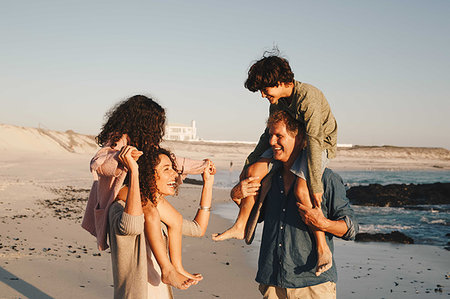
[256,167,358,288]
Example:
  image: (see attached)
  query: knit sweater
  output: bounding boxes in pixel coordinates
[109,200,203,299]
[82,137,209,250]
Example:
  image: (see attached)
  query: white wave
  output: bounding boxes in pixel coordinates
[359,224,413,233]
[430,219,447,225]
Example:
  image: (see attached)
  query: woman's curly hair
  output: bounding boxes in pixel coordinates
[244,48,294,92]
[96,95,166,206]
[152,147,180,201]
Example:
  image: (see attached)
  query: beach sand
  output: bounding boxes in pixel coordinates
[1,128,449,298]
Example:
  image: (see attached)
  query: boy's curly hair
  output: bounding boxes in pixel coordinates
[96,95,166,206]
[245,48,294,92]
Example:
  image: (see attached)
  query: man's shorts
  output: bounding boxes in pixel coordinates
[261,148,329,180]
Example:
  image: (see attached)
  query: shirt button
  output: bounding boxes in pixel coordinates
[280,226,283,230]
[282,208,286,212]
[280,190,284,194]
[279,243,282,247]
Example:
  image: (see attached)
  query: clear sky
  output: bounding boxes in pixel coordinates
[1,0,449,149]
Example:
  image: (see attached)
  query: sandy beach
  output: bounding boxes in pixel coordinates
[1,125,449,298]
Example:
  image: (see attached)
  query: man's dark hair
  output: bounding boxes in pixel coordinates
[245,49,294,92]
[267,110,305,137]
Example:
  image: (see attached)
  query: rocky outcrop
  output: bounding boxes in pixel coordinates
[355,231,414,244]
[346,182,450,207]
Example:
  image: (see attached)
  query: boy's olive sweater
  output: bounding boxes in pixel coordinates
[246,81,338,194]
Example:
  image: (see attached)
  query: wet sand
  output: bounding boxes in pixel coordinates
[0,135,449,298]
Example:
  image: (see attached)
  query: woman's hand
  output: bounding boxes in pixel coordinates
[202,160,216,183]
[118,145,143,174]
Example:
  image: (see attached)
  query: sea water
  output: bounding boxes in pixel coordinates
[192,169,450,248]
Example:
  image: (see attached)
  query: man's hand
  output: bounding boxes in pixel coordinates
[230,176,260,206]
[296,203,330,232]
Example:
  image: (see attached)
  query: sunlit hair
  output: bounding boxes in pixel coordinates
[96,94,166,206]
[154,148,180,200]
[267,110,305,137]
[245,48,294,92]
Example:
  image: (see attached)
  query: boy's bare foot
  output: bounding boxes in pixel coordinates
[212,225,245,241]
[315,247,333,276]
[161,267,195,289]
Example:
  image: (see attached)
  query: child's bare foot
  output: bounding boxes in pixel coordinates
[176,268,203,282]
[315,247,333,276]
[161,267,194,289]
[212,224,245,241]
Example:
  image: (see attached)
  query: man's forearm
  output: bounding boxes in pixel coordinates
[322,218,348,237]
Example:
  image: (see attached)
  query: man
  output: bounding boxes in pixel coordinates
[244,110,358,299]
[213,51,337,276]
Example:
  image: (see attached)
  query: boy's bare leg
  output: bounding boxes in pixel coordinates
[294,178,332,276]
[212,160,269,241]
[143,205,195,289]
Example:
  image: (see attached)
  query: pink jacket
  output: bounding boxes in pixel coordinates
[81,138,209,251]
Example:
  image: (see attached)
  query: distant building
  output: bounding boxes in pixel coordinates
[337,144,353,148]
[165,120,198,141]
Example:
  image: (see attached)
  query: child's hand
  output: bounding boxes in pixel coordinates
[118,145,143,173]
[203,159,216,175]
[202,160,216,182]
[131,148,143,161]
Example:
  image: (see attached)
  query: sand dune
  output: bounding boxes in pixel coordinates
[0,124,97,154]
[2,123,449,171]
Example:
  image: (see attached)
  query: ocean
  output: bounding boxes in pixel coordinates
[195,169,450,248]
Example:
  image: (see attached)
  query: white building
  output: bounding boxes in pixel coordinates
[165,120,198,141]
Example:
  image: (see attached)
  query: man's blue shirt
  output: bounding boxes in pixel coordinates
[256,167,358,288]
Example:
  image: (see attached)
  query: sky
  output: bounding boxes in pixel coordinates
[1,0,449,149]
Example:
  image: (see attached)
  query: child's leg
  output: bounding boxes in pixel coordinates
[156,198,202,282]
[143,205,194,289]
[294,178,332,276]
[212,159,269,241]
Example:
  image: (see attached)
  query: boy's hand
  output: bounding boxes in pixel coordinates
[312,192,323,208]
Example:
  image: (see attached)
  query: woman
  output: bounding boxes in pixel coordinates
[111,146,215,298]
[82,95,211,298]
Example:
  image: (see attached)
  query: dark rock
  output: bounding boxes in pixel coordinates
[347,183,450,207]
[183,178,203,185]
[355,231,414,244]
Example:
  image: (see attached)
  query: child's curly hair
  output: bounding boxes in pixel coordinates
[245,48,294,92]
[96,95,166,206]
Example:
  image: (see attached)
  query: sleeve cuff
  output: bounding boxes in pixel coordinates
[340,215,357,241]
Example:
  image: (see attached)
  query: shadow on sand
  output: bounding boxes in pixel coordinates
[0,266,53,299]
